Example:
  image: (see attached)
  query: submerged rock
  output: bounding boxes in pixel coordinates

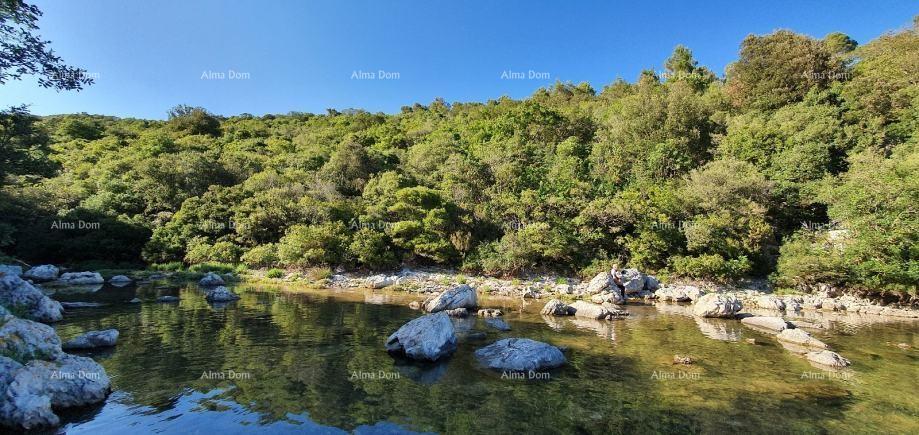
[424,284,477,313]
[198,272,225,287]
[806,350,851,368]
[22,265,59,283]
[777,328,828,350]
[385,312,457,361]
[156,296,179,303]
[0,275,63,323]
[62,329,119,350]
[484,318,511,331]
[204,286,240,302]
[56,272,104,286]
[740,316,792,333]
[477,308,503,317]
[445,307,468,318]
[541,299,573,316]
[692,293,742,318]
[474,338,566,372]
[60,302,105,309]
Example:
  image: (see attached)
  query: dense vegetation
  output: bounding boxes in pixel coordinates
[1,19,916,295]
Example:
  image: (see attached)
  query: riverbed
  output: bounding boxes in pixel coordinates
[48,282,918,434]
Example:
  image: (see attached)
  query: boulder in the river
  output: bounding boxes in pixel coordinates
[0,354,111,430]
[0,265,23,277]
[570,301,621,320]
[56,272,104,286]
[204,286,240,302]
[445,307,468,318]
[156,296,179,303]
[618,269,647,294]
[590,291,624,305]
[805,350,850,368]
[541,299,573,316]
[692,293,742,318]
[740,316,792,333]
[0,317,63,362]
[474,338,566,372]
[366,274,396,289]
[60,302,105,309]
[655,285,704,302]
[22,266,59,283]
[585,271,614,295]
[385,312,457,361]
[755,295,786,311]
[645,275,660,291]
[0,275,63,323]
[777,329,828,350]
[484,318,511,331]
[477,308,503,317]
[108,275,132,287]
[62,329,119,350]
[424,284,477,313]
[198,272,225,287]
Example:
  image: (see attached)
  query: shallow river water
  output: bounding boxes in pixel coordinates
[47,283,917,434]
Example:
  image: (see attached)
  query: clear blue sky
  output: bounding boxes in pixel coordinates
[1,0,916,120]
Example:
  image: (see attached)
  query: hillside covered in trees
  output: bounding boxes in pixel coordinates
[1,19,916,295]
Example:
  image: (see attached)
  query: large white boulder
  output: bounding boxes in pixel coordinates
[424,284,477,313]
[541,299,573,316]
[570,301,623,320]
[692,293,742,318]
[755,295,786,311]
[585,271,614,294]
[366,274,397,289]
[0,318,63,362]
[655,285,704,302]
[806,350,851,368]
[618,269,647,294]
[385,312,457,361]
[56,272,104,286]
[0,275,63,323]
[474,338,566,372]
[740,316,792,333]
[777,329,828,350]
[22,266,59,283]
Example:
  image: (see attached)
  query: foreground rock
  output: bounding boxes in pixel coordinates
[198,272,225,287]
[806,350,851,368]
[22,265,59,283]
[0,275,63,323]
[692,293,742,318]
[385,312,457,361]
[0,318,63,361]
[541,299,574,316]
[740,316,792,333]
[474,338,566,372]
[777,329,828,350]
[204,286,240,302]
[62,329,119,350]
[424,284,477,313]
[56,272,104,286]
[570,301,626,320]
[0,265,23,277]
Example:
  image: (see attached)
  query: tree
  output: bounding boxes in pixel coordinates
[0,0,93,89]
[167,105,222,137]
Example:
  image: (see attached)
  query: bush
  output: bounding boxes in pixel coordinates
[277,222,350,268]
[184,240,242,264]
[265,268,285,279]
[772,232,847,289]
[348,228,397,270]
[188,262,237,274]
[671,254,751,280]
[151,261,184,271]
[241,244,279,268]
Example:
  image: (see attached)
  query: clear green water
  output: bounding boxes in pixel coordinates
[45,283,918,434]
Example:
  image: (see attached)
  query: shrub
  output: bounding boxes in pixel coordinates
[671,254,751,280]
[277,222,350,268]
[241,244,279,268]
[265,268,285,279]
[188,262,236,274]
[347,228,398,270]
[151,261,184,271]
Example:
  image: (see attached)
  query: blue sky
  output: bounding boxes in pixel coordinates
[1,0,916,119]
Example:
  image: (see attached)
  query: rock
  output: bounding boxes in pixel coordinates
[424,284,477,313]
[477,309,503,317]
[755,295,786,311]
[366,274,396,289]
[445,307,468,318]
[465,332,487,340]
[474,338,566,372]
[0,275,64,323]
[777,329,828,350]
[553,284,572,294]
[585,271,614,295]
[108,275,132,287]
[618,269,646,294]
[541,299,573,316]
[56,272,104,286]
[0,265,23,277]
[385,312,457,361]
[484,318,511,331]
[692,293,742,318]
[156,296,179,303]
[590,291,624,305]
[198,272,225,287]
[806,350,851,368]
[740,316,792,333]
[22,266,59,283]
[645,275,660,291]
[204,286,240,302]
[59,302,105,309]
[570,301,619,320]
[62,329,119,350]
[745,338,758,345]
[0,318,63,362]
[655,285,704,302]
[673,355,694,365]
[128,298,141,304]
[408,301,421,310]
[0,354,110,430]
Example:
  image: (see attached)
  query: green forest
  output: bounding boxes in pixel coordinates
[1,19,916,295]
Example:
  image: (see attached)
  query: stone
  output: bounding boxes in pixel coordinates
[570,301,618,320]
[408,301,421,310]
[128,298,141,304]
[645,275,660,291]
[553,284,572,294]
[60,302,105,309]
[806,350,851,368]
[618,269,646,294]
[541,299,573,316]
[204,286,240,302]
[0,275,64,323]
[0,265,23,277]
[755,295,786,311]
[484,318,511,331]
[673,355,694,365]
[108,275,132,287]
[692,293,742,318]
[366,274,396,289]
[445,307,468,318]
[424,284,477,313]
[22,266,59,283]
[56,272,104,286]
[62,329,119,350]
[585,271,613,295]
[590,291,624,305]
[0,318,63,362]
[156,296,179,303]
[198,272,225,287]
[777,329,828,350]
[385,312,457,361]
[474,338,566,372]
[655,285,704,302]
[477,309,503,317]
[740,316,792,333]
